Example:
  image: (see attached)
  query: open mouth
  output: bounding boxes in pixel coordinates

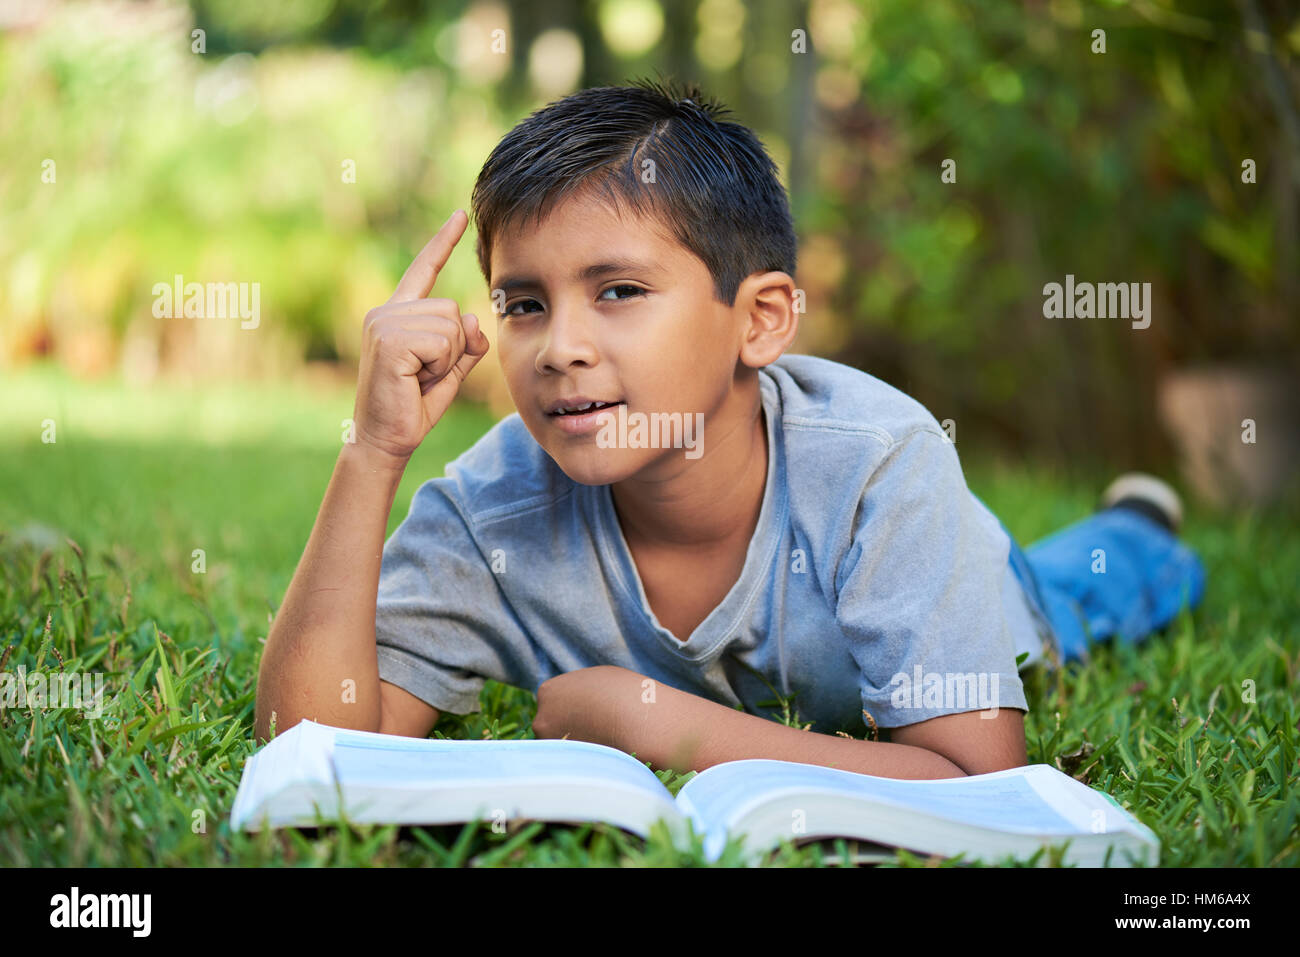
[549,400,624,417]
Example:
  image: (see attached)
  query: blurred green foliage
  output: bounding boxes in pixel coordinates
[0,0,1295,464]
[819,0,1298,465]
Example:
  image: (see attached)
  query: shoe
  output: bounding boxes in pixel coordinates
[1099,472,1183,535]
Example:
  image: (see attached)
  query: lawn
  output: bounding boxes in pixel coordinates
[1,362,1296,867]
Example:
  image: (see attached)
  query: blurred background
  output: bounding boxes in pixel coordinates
[2,0,1297,513]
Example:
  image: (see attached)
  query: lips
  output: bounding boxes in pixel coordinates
[545,395,625,416]
[551,400,620,416]
[546,399,625,436]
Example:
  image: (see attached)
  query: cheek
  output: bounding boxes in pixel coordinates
[496,335,532,379]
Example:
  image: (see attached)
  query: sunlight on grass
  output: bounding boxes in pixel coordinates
[2,361,398,449]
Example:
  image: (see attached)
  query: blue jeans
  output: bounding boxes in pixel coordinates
[1005,507,1206,664]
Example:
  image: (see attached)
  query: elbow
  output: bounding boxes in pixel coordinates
[531,674,565,739]
[251,685,309,744]
[252,700,286,745]
[252,687,274,744]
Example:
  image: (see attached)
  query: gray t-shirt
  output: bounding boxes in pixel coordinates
[375,353,1036,733]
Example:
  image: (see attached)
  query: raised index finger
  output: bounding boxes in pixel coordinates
[389,209,468,303]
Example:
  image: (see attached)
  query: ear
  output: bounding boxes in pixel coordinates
[735,271,799,369]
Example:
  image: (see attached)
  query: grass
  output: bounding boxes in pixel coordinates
[1,361,1296,867]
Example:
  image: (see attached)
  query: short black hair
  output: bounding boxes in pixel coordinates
[470,77,797,308]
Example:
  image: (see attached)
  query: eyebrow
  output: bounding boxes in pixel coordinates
[492,257,660,294]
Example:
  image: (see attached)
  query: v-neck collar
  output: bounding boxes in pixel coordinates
[591,372,787,661]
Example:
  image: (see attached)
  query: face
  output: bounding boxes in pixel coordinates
[489,190,748,486]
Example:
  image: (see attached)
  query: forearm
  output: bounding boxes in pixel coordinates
[253,441,409,742]
[536,667,966,780]
[645,690,965,780]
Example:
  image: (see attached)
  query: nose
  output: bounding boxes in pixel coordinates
[535,297,600,374]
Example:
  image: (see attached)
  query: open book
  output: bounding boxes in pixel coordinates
[230,719,1160,867]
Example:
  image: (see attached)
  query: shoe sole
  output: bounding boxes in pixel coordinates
[1100,472,1183,533]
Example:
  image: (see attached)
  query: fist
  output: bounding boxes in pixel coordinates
[352,209,491,461]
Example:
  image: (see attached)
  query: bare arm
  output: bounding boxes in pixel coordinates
[252,210,488,744]
[533,666,974,780]
[253,443,439,742]
[886,708,1028,775]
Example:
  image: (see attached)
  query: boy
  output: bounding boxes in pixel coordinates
[253,80,1205,779]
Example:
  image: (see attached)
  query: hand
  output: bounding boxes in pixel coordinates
[351,209,490,462]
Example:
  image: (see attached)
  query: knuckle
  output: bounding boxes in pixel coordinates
[433,314,463,342]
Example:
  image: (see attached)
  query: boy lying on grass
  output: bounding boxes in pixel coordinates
[253,79,1205,779]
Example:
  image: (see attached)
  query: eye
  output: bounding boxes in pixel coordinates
[504,298,542,317]
[598,284,645,302]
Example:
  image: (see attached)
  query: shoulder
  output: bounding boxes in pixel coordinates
[407,413,578,531]
[761,353,950,456]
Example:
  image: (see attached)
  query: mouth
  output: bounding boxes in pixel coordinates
[545,399,625,436]
[547,399,624,417]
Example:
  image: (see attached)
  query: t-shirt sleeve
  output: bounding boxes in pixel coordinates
[835,428,1028,728]
[374,477,540,716]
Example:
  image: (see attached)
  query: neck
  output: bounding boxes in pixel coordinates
[609,376,768,553]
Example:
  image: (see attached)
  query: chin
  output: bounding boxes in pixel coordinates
[540,443,650,486]
[549,450,632,486]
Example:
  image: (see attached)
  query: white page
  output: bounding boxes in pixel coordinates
[232,721,683,833]
[331,734,670,797]
[1021,765,1153,840]
[678,761,1083,837]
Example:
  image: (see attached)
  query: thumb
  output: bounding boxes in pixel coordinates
[463,312,489,357]
[449,313,489,383]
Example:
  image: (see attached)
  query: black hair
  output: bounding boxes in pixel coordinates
[470,77,796,307]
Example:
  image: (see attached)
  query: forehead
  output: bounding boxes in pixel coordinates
[489,191,687,285]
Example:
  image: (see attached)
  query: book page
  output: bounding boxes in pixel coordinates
[230,718,339,829]
[1020,765,1156,841]
[678,761,1082,836]
[232,721,686,837]
[330,732,671,799]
